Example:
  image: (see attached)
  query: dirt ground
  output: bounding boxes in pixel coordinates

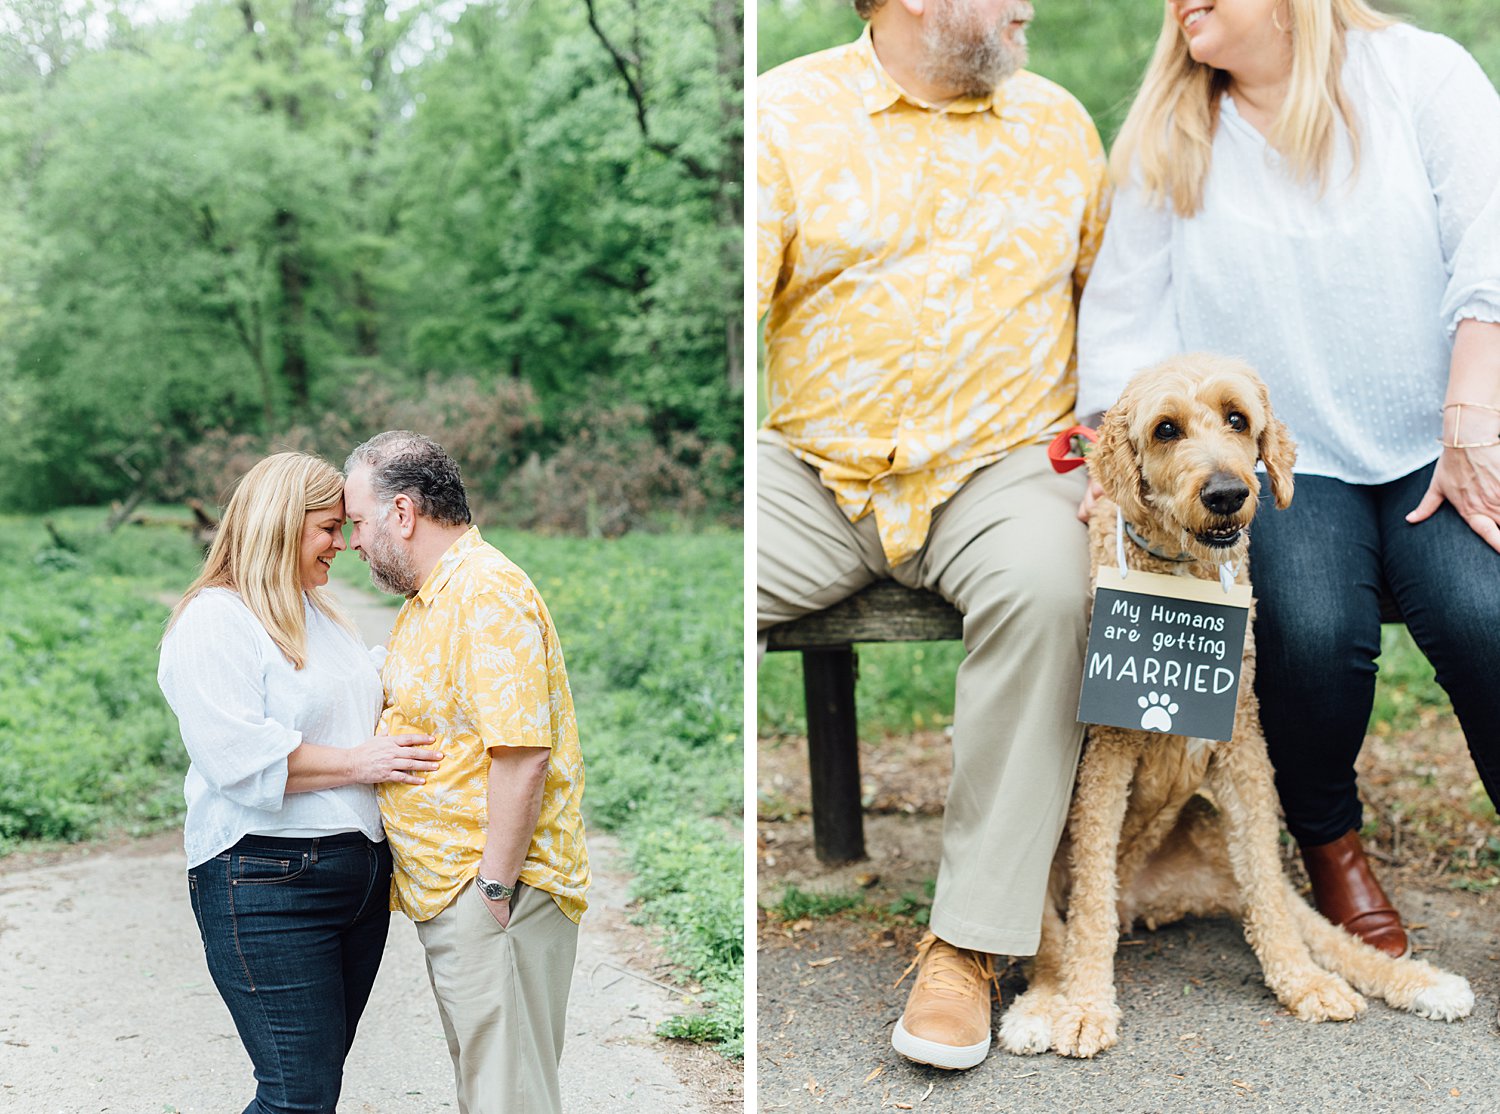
[756,726,1500,1113]
[758,716,1497,912]
[0,828,741,1113]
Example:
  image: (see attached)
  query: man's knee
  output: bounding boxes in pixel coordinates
[961,564,1090,644]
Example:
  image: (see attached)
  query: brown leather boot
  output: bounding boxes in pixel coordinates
[1300,829,1408,958]
[890,933,998,1070]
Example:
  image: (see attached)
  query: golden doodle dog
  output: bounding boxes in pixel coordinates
[1000,354,1474,1059]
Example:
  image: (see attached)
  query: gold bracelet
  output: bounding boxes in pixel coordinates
[1439,401,1500,449]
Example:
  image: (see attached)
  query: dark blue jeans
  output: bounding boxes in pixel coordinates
[1250,462,1500,846]
[188,833,392,1114]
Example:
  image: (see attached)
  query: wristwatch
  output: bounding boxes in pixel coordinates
[476,874,516,902]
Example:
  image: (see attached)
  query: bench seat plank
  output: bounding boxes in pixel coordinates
[765,582,963,650]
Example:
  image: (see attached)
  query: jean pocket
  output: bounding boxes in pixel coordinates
[234,853,309,885]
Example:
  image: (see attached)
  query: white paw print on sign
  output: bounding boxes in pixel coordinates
[1138,691,1179,732]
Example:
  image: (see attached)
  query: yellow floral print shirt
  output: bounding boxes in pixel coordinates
[758,29,1109,565]
[377,527,588,924]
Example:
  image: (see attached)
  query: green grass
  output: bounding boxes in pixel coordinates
[0,508,203,851]
[764,881,937,926]
[2,510,745,1057]
[759,626,1448,742]
[483,528,744,1056]
[770,885,866,921]
[1369,624,1453,734]
[760,641,967,739]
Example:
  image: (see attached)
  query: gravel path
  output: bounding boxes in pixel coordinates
[758,814,1500,1113]
[0,579,731,1113]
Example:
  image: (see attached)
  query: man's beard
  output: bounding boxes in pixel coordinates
[363,517,421,597]
[921,0,1032,99]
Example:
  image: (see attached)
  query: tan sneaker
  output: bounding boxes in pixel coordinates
[890,933,998,1070]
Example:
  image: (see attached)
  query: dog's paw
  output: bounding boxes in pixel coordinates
[1411,973,1474,1021]
[1050,999,1121,1058]
[998,1001,1055,1056]
[1281,971,1366,1022]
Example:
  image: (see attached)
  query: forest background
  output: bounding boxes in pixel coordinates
[1,0,742,532]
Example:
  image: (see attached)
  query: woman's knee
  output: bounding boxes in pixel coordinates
[1254,597,1378,684]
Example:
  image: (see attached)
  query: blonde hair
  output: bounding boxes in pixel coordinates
[1111,0,1394,216]
[168,452,355,669]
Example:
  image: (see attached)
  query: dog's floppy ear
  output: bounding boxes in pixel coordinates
[1255,379,1297,509]
[1090,396,1152,523]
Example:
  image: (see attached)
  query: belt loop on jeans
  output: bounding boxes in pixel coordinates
[310,838,319,864]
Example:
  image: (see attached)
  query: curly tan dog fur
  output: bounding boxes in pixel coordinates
[999,354,1474,1059]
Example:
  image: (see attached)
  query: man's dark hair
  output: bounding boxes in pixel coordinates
[853,0,885,18]
[345,431,471,527]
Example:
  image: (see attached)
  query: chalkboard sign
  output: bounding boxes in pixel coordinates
[1077,568,1252,742]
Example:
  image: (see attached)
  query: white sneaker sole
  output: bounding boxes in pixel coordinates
[891,1018,990,1070]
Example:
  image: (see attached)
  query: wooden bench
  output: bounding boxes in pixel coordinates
[764,582,963,864]
[765,580,1405,866]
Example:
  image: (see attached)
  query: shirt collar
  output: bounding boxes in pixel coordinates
[414,525,484,606]
[856,25,1012,118]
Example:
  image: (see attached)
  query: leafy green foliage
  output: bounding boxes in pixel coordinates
[1392,0,1500,77]
[630,819,744,1056]
[490,527,745,1053]
[885,883,934,927]
[490,529,743,829]
[0,0,741,514]
[0,510,203,849]
[491,527,744,1053]
[760,641,965,738]
[757,0,862,74]
[770,884,865,920]
[1369,625,1452,734]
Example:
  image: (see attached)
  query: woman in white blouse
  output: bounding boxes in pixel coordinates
[159,452,441,1114]
[1076,0,1500,961]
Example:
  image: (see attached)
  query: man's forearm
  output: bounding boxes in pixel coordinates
[479,746,551,885]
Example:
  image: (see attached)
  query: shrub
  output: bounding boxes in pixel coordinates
[165,379,740,536]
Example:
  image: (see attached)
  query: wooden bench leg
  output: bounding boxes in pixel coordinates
[801,647,866,864]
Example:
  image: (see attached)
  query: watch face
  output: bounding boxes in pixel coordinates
[477,878,510,901]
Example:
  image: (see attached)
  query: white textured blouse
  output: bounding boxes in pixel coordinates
[1077,25,1500,483]
[159,588,385,867]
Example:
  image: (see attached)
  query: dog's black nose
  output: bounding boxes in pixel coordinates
[1200,472,1250,516]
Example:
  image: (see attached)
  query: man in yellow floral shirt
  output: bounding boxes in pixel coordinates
[758,0,1107,1070]
[344,431,587,1114]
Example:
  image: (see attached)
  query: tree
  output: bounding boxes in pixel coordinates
[0,0,745,513]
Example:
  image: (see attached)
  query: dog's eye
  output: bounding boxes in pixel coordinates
[1153,420,1180,442]
[1226,411,1248,433]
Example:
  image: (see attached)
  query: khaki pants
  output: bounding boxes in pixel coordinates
[758,441,1090,955]
[415,880,579,1114]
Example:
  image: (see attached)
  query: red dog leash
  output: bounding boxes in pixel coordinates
[1047,425,1099,473]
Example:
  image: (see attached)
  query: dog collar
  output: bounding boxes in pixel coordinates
[1121,518,1194,564]
[1114,507,1239,593]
